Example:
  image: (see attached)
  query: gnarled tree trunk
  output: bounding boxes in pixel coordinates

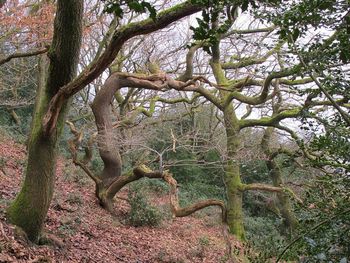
[210,45,246,240]
[69,73,227,220]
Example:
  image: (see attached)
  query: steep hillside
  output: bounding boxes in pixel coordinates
[0,134,242,263]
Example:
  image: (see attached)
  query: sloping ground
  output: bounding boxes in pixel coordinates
[0,135,242,263]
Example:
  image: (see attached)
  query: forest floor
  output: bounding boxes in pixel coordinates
[0,134,243,263]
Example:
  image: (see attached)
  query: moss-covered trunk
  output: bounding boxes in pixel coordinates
[210,45,246,239]
[262,126,298,235]
[223,104,245,240]
[267,159,298,235]
[96,184,115,214]
[225,159,245,240]
[7,0,83,242]
[7,113,61,241]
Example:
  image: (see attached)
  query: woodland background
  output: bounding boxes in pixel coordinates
[0,0,349,262]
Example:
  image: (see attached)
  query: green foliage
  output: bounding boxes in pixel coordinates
[189,9,232,53]
[189,0,282,53]
[241,160,270,184]
[271,0,350,62]
[168,149,203,184]
[198,235,210,246]
[241,160,273,217]
[90,156,104,174]
[167,148,224,188]
[259,0,350,133]
[310,119,349,169]
[279,172,350,262]
[244,216,289,262]
[127,189,163,227]
[130,177,169,195]
[102,0,156,20]
[0,156,6,169]
[178,182,224,208]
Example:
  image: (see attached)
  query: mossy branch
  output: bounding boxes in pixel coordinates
[226,65,302,106]
[239,107,302,129]
[240,183,302,203]
[222,40,284,70]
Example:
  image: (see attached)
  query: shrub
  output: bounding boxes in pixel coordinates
[178,182,224,208]
[127,190,163,227]
[244,216,288,262]
[131,177,169,195]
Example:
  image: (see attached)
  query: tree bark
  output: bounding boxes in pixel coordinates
[223,105,246,240]
[42,1,203,135]
[69,73,227,220]
[224,160,245,240]
[262,127,298,235]
[267,159,298,235]
[7,0,83,242]
[210,47,246,240]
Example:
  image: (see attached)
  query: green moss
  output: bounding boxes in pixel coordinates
[224,159,246,240]
[239,107,302,128]
[210,61,229,86]
[7,87,64,243]
[7,185,43,242]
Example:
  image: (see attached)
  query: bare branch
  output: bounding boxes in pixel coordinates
[224,26,276,37]
[66,121,101,184]
[226,65,302,106]
[241,183,284,192]
[0,47,48,66]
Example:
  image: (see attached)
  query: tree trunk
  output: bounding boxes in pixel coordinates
[69,73,228,220]
[262,126,298,236]
[225,159,245,240]
[7,0,83,242]
[223,105,246,240]
[210,52,246,240]
[267,159,298,235]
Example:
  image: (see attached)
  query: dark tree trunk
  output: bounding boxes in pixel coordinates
[7,0,83,242]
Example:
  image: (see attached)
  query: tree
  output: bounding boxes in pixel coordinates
[7,0,84,242]
[5,0,205,243]
[261,127,298,235]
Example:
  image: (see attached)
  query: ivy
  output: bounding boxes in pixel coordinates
[102,0,157,20]
[188,0,279,53]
